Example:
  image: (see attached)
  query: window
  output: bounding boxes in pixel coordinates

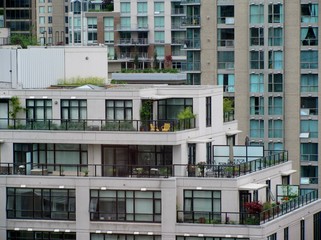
[250,4,264,24]
[158,98,193,120]
[301,3,318,23]
[14,143,88,172]
[39,16,45,24]
[218,74,235,92]
[250,96,264,115]
[250,74,264,93]
[268,74,283,92]
[120,2,130,14]
[39,6,45,13]
[301,50,318,69]
[301,97,318,115]
[268,4,283,23]
[250,50,264,69]
[87,17,97,29]
[301,120,318,138]
[187,73,201,85]
[7,231,76,240]
[267,233,277,240]
[314,212,321,240]
[120,17,130,29]
[301,27,318,46]
[74,31,81,43]
[268,50,283,69]
[250,119,264,138]
[301,219,305,240]
[73,17,81,29]
[104,17,114,43]
[268,97,283,115]
[155,45,164,57]
[218,28,234,47]
[48,6,52,13]
[301,143,318,162]
[250,27,264,46]
[39,0,44,3]
[90,190,161,222]
[155,31,164,43]
[268,120,283,138]
[26,99,52,120]
[48,16,52,24]
[301,74,318,92]
[154,16,164,28]
[206,97,211,127]
[61,100,87,120]
[91,234,161,240]
[184,190,221,222]
[137,2,147,14]
[7,188,75,220]
[154,2,164,14]
[106,100,132,121]
[138,16,148,29]
[217,5,234,24]
[269,27,283,46]
[217,51,234,69]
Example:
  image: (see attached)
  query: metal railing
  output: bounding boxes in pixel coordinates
[117,38,148,45]
[0,151,288,178]
[177,190,318,225]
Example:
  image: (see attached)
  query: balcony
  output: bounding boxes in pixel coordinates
[171,8,186,15]
[180,0,201,5]
[0,118,195,132]
[0,150,288,178]
[116,24,149,32]
[181,16,201,27]
[118,52,148,60]
[116,38,149,46]
[182,38,200,49]
[176,190,318,225]
[181,61,200,71]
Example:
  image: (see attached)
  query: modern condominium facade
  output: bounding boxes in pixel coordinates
[0,85,321,240]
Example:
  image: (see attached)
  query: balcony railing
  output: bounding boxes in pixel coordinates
[177,190,318,225]
[180,0,201,4]
[0,151,288,178]
[0,118,195,132]
[181,16,201,27]
[224,111,235,122]
[117,38,149,45]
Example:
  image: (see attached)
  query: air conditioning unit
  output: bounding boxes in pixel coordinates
[225,17,235,24]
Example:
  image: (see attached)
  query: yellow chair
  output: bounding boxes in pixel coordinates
[161,123,171,132]
[150,124,159,131]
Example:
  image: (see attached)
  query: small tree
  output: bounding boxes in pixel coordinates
[223,98,234,113]
[10,34,38,49]
[177,107,196,129]
[165,55,172,69]
[9,96,25,120]
[134,54,139,69]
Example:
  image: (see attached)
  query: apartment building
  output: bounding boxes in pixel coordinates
[0,85,320,240]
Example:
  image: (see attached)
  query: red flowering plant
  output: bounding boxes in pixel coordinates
[244,201,263,214]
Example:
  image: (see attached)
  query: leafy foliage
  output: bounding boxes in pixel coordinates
[10,34,38,48]
[223,98,234,113]
[9,96,25,119]
[57,77,105,86]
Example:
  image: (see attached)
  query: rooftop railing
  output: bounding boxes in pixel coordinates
[0,150,287,178]
[176,190,318,225]
[0,118,195,132]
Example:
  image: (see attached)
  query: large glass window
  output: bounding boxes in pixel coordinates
[7,188,75,220]
[301,50,318,69]
[184,190,221,221]
[217,51,234,69]
[7,231,76,240]
[250,4,264,24]
[154,16,164,28]
[250,97,264,115]
[104,17,114,43]
[61,99,87,120]
[268,74,283,92]
[250,27,264,46]
[268,4,283,23]
[90,190,161,222]
[158,98,193,120]
[301,97,318,115]
[91,234,161,240]
[267,233,277,240]
[217,5,234,24]
[218,74,235,92]
[120,17,130,29]
[250,51,264,69]
[250,74,264,93]
[268,27,283,46]
[301,74,318,92]
[106,100,132,121]
[26,99,52,120]
[268,120,283,138]
[137,2,147,14]
[250,119,264,138]
[268,97,283,115]
[314,211,321,240]
[301,27,318,46]
[301,3,318,23]
[301,120,318,138]
[120,2,130,14]
[218,28,234,47]
[269,51,283,69]
[154,2,164,14]
[301,143,318,162]
[155,31,164,43]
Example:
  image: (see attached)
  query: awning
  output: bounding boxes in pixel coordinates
[239,183,267,190]
[281,170,297,176]
[226,130,242,136]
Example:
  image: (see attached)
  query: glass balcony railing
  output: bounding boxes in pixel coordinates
[177,190,318,225]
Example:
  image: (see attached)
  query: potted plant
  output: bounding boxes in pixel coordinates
[177,107,196,130]
[140,101,152,131]
[197,161,206,176]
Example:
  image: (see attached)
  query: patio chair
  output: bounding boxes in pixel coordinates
[161,123,171,132]
[150,124,159,131]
